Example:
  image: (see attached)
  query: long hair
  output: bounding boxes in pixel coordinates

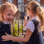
[0,2,20,23]
[26,1,44,30]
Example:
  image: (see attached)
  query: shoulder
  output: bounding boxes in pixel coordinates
[26,21,35,32]
[26,21,34,26]
[0,23,3,28]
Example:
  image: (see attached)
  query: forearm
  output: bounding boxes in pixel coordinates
[10,36,27,42]
[24,19,27,26]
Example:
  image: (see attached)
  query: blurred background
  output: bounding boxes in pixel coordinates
[0,0,44,39]
[0,0,44,12]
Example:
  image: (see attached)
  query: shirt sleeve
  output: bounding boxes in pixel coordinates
[26,21,35,32]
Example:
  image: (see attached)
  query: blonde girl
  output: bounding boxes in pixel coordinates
[0,2,20,44]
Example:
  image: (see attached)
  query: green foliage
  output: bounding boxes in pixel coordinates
[11,21,22,36]
[19,26,22,33]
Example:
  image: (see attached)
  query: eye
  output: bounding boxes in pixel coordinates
[13,15,15,17]
[7,14,11,16]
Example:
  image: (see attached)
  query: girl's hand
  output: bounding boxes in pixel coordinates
[1,32,11,41]
[24,15,28,26]
[24,15,27,20]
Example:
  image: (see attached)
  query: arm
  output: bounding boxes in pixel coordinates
[1,29,32,42]
[24,16,30,26]
[10,28,32,42]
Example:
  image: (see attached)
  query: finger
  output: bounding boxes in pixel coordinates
[5,32,9,35]
[24,16,27,19]
[1,35,7,39]
[2,40,7,41]
[24,16,27,18]
[1,36,5,39]
[1,37,5,40]
[1,35,5,38]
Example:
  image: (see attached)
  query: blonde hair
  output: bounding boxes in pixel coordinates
[0,2,20,23]
[26,1,44,30]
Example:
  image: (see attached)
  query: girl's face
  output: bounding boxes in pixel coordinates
[26,10,34,19]
[3,8,16,23]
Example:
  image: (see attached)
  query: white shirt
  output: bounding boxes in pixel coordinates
[3,21,10,24]
[3,21,12,36]
[26,16,40,32]
[26,16,43,44]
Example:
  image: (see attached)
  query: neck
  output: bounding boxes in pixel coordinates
[3,20,10,24]
[29,14,37,20]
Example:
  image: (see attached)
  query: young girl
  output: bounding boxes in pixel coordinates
[1,1,44,44]
[0,2,20,44]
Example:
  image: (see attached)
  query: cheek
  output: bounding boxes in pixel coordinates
[12,17,14,20]
[3,14,6,19]
[13,18,14,20]
[27,12,29,16]
[3,14,9,20]
[4,15,7,18]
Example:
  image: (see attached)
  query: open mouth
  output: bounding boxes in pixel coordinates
[7,19,11,22]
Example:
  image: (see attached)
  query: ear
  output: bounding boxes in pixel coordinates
[30,9,32,13]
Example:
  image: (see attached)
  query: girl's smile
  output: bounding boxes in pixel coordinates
[3,8,16,23]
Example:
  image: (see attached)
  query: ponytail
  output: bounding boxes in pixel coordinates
[36,7,44,26]
[26,1,44,30]
[36,7,44,29]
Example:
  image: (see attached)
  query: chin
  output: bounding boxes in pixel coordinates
[7,21,10,23]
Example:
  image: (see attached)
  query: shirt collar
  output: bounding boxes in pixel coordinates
[3,21,10,24]
[31,16,40,21]
[31,16,37,20]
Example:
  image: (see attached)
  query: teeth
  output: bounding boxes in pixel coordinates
[8,19,11,21]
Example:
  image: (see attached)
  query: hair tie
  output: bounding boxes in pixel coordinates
[5,5,6,6]
[37,4,39,7]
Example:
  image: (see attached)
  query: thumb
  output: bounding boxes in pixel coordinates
[5,32,9,35]
[24,15,27,20]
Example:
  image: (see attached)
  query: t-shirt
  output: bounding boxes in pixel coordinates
[26,16,43,44]
[26,16,38,32]
[3,20,10,24]
[26,21,35,32]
